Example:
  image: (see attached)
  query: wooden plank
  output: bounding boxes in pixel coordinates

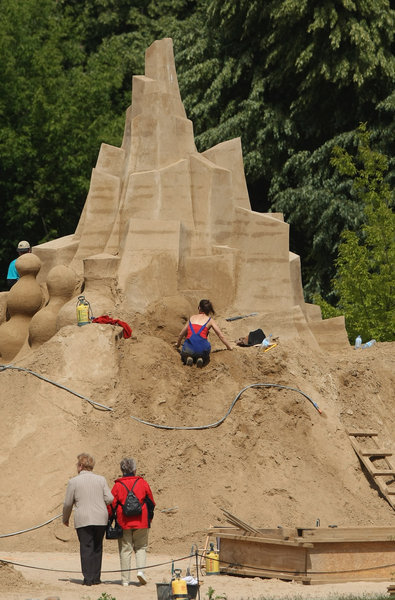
[211,525,395,543]
[220,508,260,534]
[219,535,308,575]
[213,531,313,548]
[208,526,298,540]
[299,527,395,542]
[220,565,310,583]
[307,540,395,582]
[347,430,378,436]
[360,450,393,456]
[372,469,395,476]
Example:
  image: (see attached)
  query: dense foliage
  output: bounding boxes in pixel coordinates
[0,0,192,287]
[314,125,394,342]
[1,0,393,342]
[173,0,394,298]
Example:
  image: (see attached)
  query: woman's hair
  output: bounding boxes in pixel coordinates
[120,457,137,475]
[198,299,215,316]
[77,453,95,471]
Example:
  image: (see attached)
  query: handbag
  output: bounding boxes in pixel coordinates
[106,505,123,540]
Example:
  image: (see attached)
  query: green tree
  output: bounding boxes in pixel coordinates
[173,0,394,296]
[315,125,394,342]
[175,0,394,179]
[270,131,364,301]
[0,0,198,288]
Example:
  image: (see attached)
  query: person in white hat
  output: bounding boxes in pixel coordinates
[6,240,31,288]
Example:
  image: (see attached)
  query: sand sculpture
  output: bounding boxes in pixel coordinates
[28,264,77,349]
[0,253,43,361]
[1,37,350,359]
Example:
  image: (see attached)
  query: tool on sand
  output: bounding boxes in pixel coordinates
[226,312,258,322]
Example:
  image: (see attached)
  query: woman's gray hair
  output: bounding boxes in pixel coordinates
[120,457,137,475]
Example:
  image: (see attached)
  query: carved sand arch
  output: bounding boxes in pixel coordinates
[2,38,349,357]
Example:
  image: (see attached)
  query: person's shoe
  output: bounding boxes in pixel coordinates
[196,357,203,368]
[122,581,129,586]
[83,580,93,586]
[137,571,147,585]
[186,356,193,366]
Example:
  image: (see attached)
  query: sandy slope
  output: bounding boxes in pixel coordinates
[0,308,394,597]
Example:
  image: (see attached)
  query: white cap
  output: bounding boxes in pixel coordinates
[17,240,30,250]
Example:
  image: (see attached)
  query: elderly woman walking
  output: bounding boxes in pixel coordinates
[109,457,155,586]
[63,453,113,586]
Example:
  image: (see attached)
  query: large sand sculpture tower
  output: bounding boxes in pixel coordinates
[1,38,349,358]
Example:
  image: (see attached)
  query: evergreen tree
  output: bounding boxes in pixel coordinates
[175,0,394,181]
[174,0,394,297]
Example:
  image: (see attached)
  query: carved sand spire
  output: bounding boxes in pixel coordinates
[27,37,349,351]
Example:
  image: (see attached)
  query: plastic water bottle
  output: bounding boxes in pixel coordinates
[354,335,362,349]
[261,334,273,348]
[361,339,376,349]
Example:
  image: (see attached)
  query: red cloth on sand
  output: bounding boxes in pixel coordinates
[92,315,132,339]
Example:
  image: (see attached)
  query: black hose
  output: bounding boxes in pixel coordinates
[129,382,322,430]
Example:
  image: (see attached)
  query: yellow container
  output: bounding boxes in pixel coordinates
[205,542,220,575]
[76,296,91,326]
[171,575,188,599]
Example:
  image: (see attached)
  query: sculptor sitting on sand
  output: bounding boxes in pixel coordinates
[62,453,113,586]
[176,299,232,367]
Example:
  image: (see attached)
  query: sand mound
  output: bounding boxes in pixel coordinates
[0,309,394,558]
[0,561,29,589]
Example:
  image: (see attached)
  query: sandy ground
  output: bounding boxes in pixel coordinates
[0,306,394,599]
[0,551,393,600]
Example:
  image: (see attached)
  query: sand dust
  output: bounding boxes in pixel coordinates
[0,306,394,598]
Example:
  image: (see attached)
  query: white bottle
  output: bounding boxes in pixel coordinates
[354,335,362,349]
[261,334,273,348]
[361,339,376,349]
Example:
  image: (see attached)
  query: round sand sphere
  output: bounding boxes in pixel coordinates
[46,265,76,298]
[15,252,41,277]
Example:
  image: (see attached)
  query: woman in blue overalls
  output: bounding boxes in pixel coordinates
[176,299,232,367]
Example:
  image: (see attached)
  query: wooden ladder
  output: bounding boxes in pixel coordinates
[347,430,395,510]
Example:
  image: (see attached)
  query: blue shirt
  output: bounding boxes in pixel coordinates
[7,258,19,281]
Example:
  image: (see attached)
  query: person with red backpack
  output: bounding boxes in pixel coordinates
[176,299,233,367]
[108,457,155,587]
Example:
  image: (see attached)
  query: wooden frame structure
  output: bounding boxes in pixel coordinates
[207,525,395,584]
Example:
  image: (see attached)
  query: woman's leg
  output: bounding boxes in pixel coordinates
[91,525,106,583]
[132,527,149,573]
[118,529,133,584]
[77,526,95,584]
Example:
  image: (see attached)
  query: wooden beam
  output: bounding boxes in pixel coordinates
[347,430,378,436]
[360,450,393,456]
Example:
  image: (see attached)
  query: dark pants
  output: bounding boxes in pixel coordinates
[181,350,210,365]
[76,525,106,584]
